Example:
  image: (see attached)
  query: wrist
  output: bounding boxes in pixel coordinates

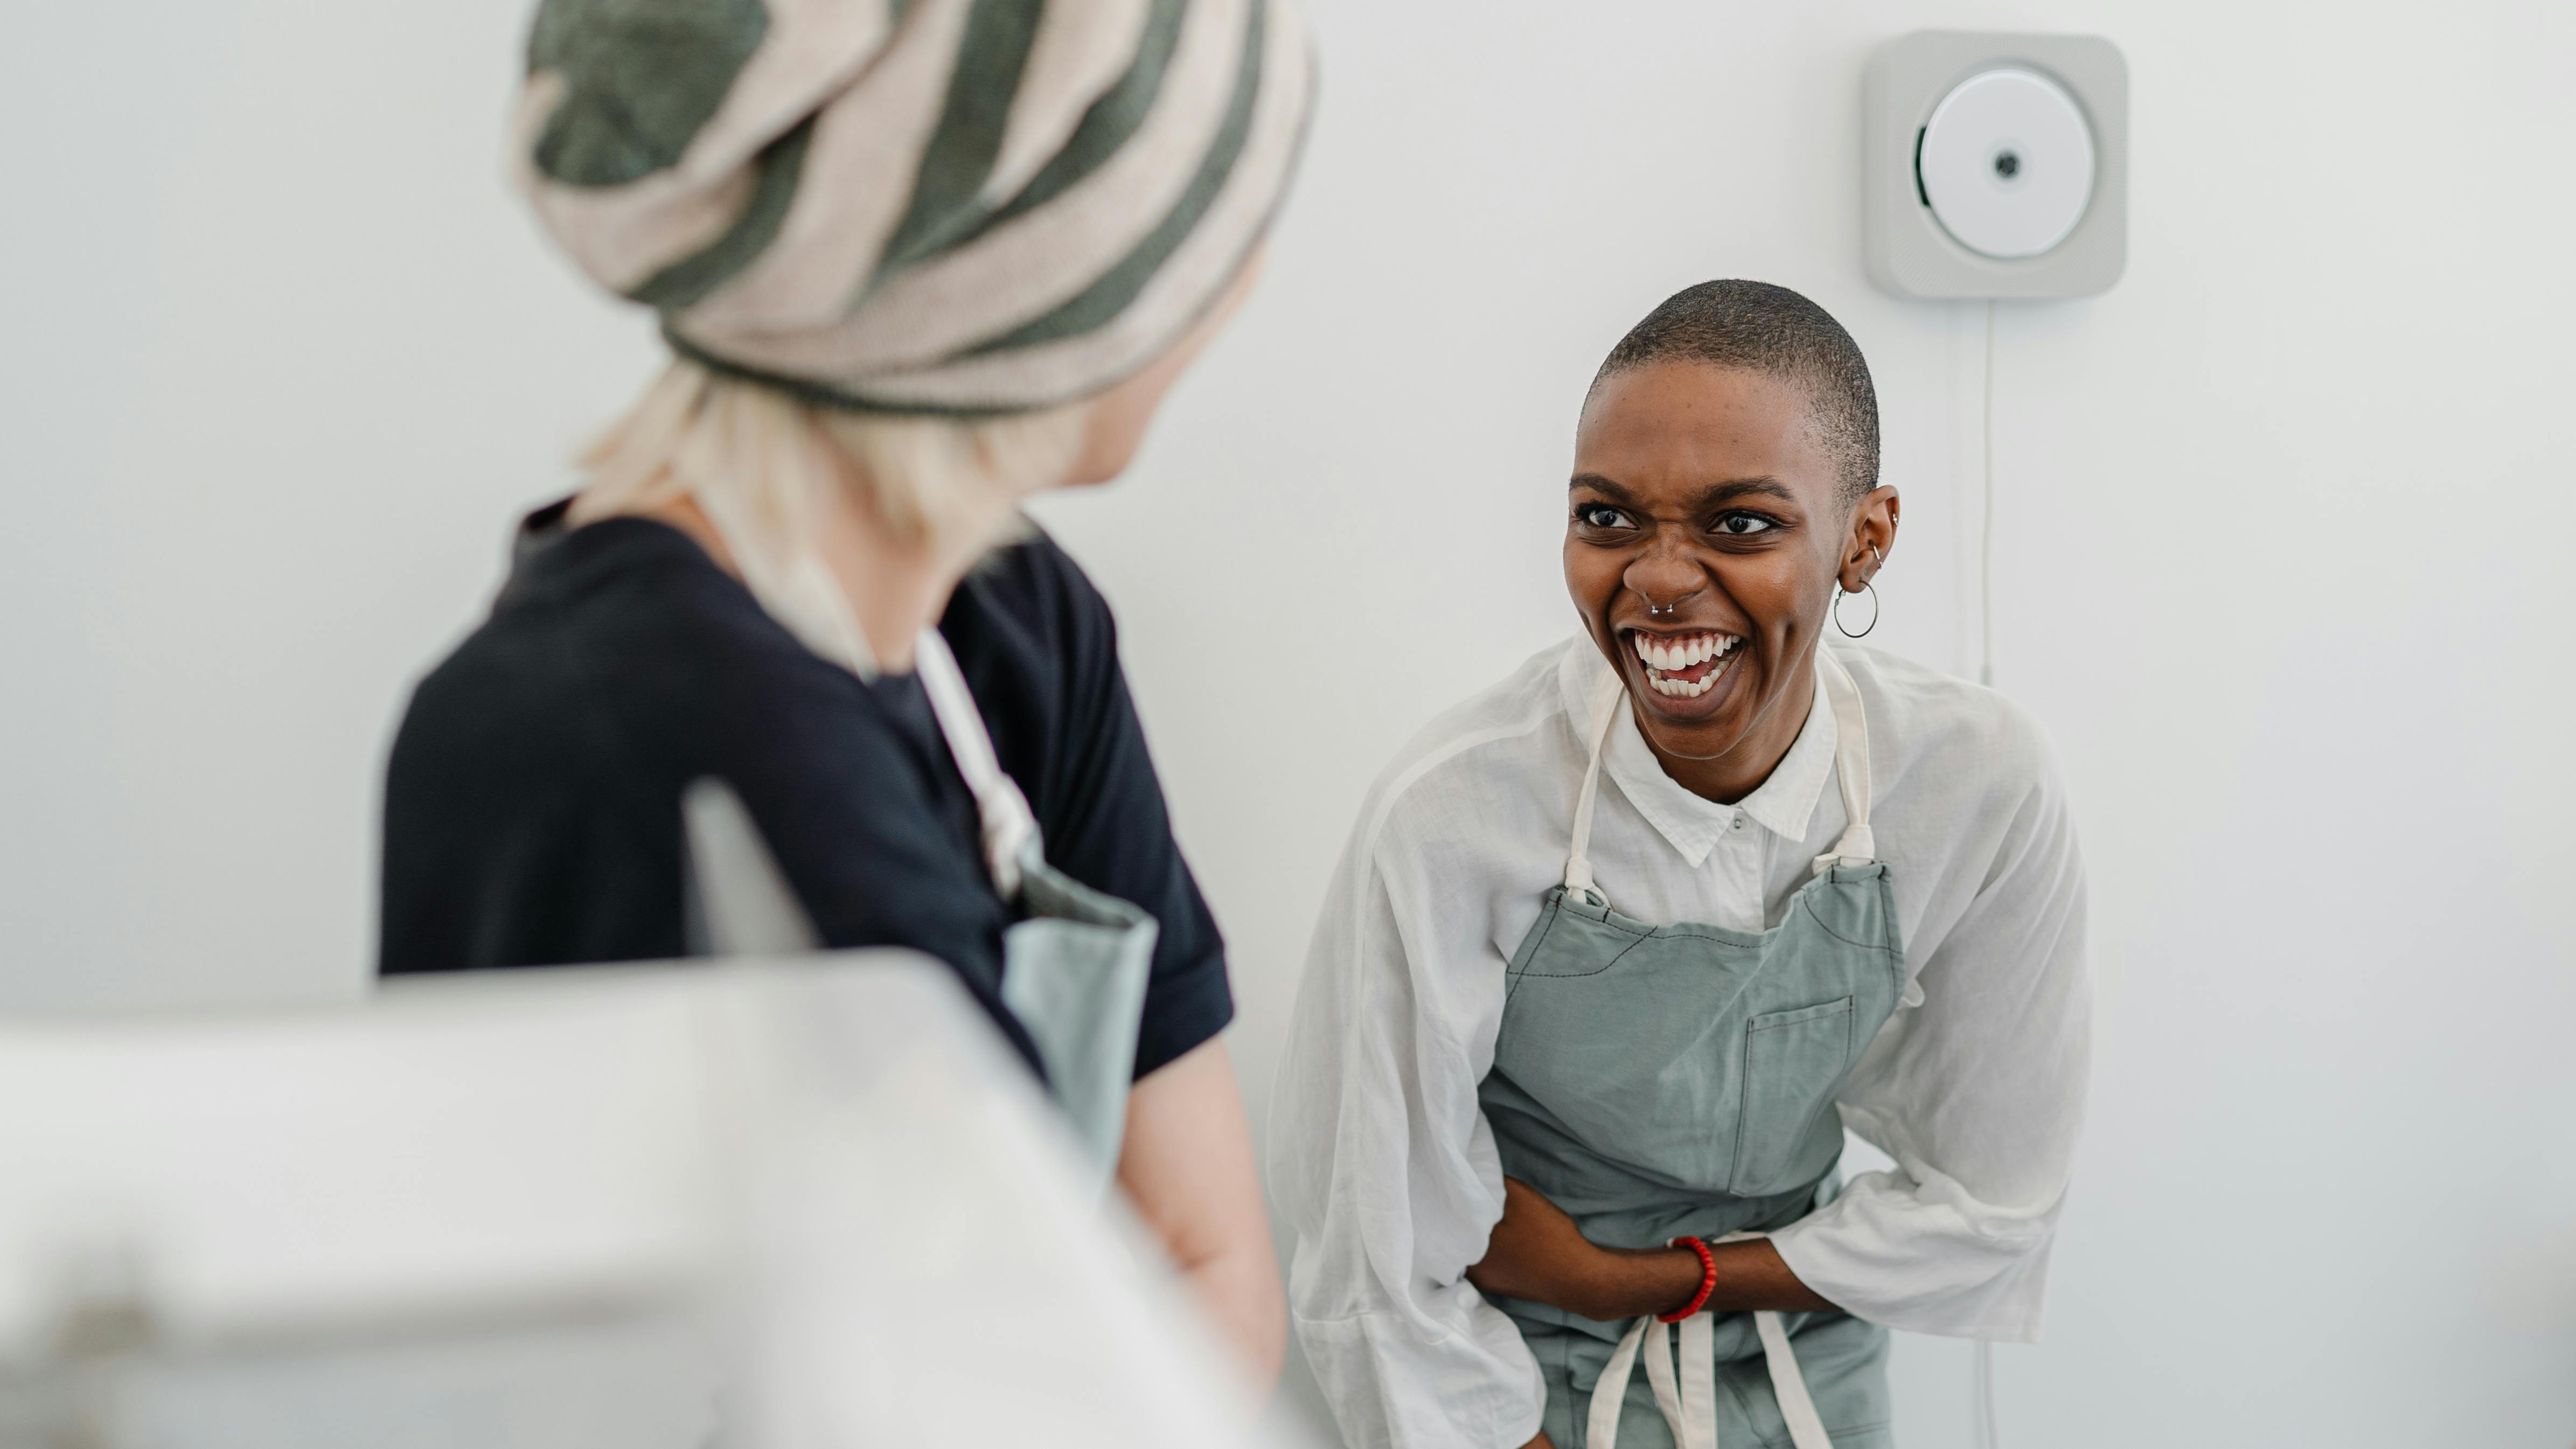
[1577,1243,1707,1321]
[1655,1236,1718,1322]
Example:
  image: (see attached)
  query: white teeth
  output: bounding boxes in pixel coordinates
[1631,630,1740,700]
[1632,632,1739,672]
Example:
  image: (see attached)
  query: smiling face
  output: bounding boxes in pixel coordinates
[1565,360,1897,803]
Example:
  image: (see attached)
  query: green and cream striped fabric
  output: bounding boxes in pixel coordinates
[516,0,1313,415]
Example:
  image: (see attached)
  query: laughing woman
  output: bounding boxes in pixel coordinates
[1271,282,2090,1448]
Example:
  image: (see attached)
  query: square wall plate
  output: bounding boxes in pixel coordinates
[1864,31,2128,299]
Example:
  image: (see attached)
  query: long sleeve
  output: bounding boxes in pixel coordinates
[1271,819,1545,1449]
[1770,729,2092,1341]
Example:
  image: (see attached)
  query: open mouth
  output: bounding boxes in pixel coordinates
[1627,629,1741,700]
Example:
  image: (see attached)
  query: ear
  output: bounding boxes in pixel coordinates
[1839,486,1900,594]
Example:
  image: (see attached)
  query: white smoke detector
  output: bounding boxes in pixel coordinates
[1864,32,2127,299]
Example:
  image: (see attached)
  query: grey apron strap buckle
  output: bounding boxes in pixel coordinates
[1809,649,1877,876]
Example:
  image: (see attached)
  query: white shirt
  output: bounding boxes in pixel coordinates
[1270,637,2091,1449]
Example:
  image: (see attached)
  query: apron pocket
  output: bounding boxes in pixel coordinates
[1728,996,1856,1197]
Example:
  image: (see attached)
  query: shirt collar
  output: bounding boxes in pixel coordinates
[1555,640,1839,867]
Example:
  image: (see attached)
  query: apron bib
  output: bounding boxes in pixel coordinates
[1480,651,1905,1449]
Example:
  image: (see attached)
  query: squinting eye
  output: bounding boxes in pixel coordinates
[1715,514,1775,535]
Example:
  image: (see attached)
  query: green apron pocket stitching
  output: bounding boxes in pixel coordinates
[1728,995,1858,1195]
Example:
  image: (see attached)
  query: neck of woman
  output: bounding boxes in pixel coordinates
[812,477,1021,673]
[1638,651,1818,807]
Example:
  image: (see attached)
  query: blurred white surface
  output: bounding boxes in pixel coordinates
[0,955,1289,1448]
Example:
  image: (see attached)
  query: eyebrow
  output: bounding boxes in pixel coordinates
[1568,474,1800,510]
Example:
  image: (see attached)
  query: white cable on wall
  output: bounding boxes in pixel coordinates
[1979,298,1997,688]
[1972,298,2004,1449]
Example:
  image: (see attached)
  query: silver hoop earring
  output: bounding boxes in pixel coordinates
[1833,580,1880,638]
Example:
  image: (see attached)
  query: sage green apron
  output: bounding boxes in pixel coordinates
[1479,650,1904,1449]
[914,629,1158,1186]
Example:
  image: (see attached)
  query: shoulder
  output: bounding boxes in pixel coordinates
[396,518,899,797]
[940,525,1136,810]
[1832,643,2067,819]
[1352,637,1591,860]
[984,524,1107,612]
[942,525,1124,737]
[950,524,1115,660]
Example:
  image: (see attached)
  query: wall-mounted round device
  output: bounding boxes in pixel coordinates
[1920,69,2095,259]
[1864,32,2127,299]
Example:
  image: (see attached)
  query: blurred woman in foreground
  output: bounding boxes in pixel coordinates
[381,0,1314,1382]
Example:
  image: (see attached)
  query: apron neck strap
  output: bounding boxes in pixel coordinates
[1811,647,1875,874]
[913,626,1039,901]
[1562,672,1628,902]
[1561,649,1881,901]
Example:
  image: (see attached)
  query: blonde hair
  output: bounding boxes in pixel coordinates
[568,359,1090,672]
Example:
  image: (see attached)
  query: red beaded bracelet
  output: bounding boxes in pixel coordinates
[1658,1235,1718,1322]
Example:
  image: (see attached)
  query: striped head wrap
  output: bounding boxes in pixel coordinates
[514,0,1314,415]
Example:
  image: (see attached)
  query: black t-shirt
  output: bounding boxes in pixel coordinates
[378,505,1232,1080]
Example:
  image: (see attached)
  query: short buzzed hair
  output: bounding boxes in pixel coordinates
[1589,281,1881,505]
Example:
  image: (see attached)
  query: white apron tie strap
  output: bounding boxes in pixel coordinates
[1809,649,1875,875]
[1562,671,1628,903]
[1755,1306,1834,1448]
[913,626,1040,901]
[1582,1231,1832,1449]
[1636,1312,1717,1449]
[1587,1316,1651,1449]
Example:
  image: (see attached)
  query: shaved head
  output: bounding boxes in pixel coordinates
[1589,281,1880,505]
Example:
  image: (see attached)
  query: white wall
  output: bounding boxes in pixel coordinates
[5,1,2573,1444]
